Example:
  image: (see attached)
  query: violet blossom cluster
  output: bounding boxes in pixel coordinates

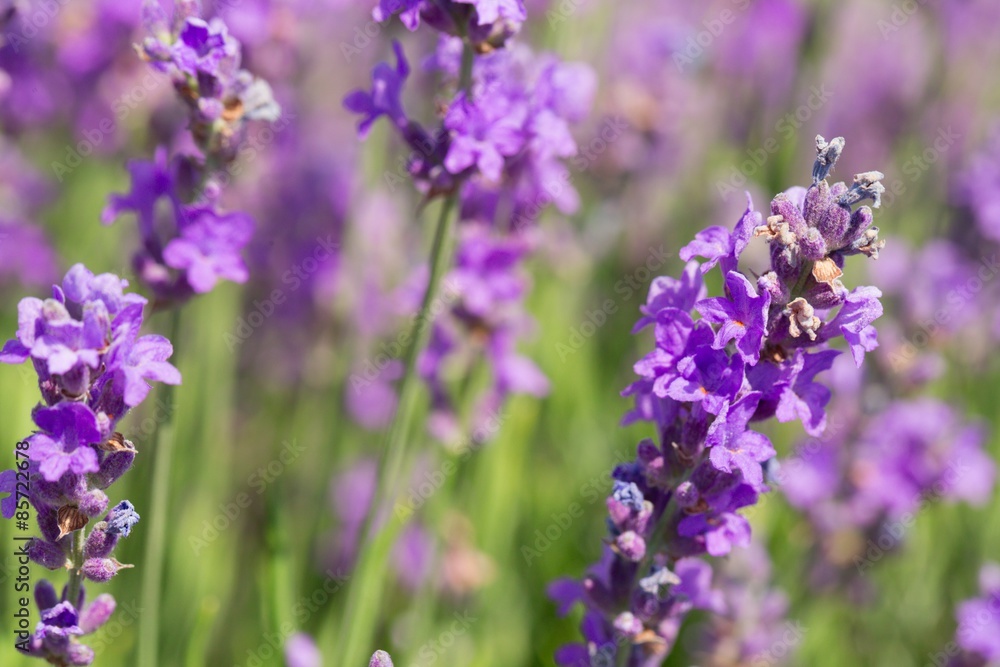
[345,24,593,440]
[372,0,525,51]
[770,154,999,595]
[0,264,180,665]
[0,140,58,287]
[323,458,433,591]
[345,35,593,219]
[778,358,994,594]
[949,127,1000,343]
[548,137,887,665]
[0,1,145,140]
[932,563,1000,667]
[101,0,281,307]
[689,541,797,667]
[418,223,549,444]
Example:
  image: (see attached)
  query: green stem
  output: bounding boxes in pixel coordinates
[66,528,85,605]
[334,37,475,667]
[265,393,303,638]
[137,309,183,667]
[335,191,460,667]
[459,39,475,93]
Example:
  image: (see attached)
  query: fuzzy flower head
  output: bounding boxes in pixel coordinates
[418,226,547,445]
[343,41,411,138]
[344,40,594,222]
[0,264,177,402]
[102,151,255,304]
[553,138,888,664]
[372,0,524,48]
[139,0,280,159]
[0,265,176,519]
[27,582,116,666]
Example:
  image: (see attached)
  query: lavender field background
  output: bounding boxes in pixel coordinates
[2,1,1000,666]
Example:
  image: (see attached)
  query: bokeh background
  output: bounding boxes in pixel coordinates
[2,0,1000,665]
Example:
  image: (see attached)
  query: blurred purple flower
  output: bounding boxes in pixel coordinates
[344,41,411,138]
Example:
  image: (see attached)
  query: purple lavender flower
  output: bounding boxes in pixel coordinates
[444,90,526,181]
[456,0,526,26]
[696,271,771,365]
[345,39,593,218]
[0,220,59,287]
[140,0,280,139]
[104,2,280,305]
[103,152,254,304]
[552,138,888,664]
[0,265,178,663]
[372,0,524,45]
[691,541,798,666]
[781,355,994,590]
[163,206,254,292]
[27,403,102,483]
[373,0,425,30]
[706,393,776,491]
[343,41,410,138]
[955,128,1000,243]
[956,564,1000,662]
[418,225,548,444]
[26,578,116,664]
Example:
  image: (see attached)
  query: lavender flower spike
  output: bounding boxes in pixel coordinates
[0,264,180,664]
[552,137,887,665]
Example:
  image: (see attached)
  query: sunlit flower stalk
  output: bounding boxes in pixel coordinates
[0,265,180,665]
[551,136,887,666]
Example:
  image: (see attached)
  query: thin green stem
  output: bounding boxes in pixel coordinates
[459,39,475,93]
[336,191,460,667]
[137,308,183,667]
[66,528,85,605]
[334,37,476,667]
[264,392,303,638]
